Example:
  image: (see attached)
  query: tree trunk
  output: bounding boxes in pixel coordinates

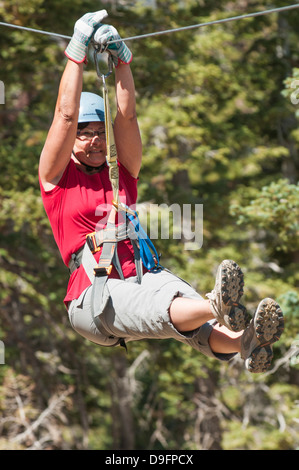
[110,351,135,450]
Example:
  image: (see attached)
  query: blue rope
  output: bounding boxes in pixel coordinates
[126,211,160,271]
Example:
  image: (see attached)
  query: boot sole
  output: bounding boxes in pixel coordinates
[246,298,284,373]
[221,260,250,332]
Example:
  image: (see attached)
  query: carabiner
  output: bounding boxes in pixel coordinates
[92,42,114,80]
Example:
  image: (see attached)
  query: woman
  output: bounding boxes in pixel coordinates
[39,11,284,373]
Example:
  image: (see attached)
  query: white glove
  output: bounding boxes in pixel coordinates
[65,10,108,63]
[94,24,132,67]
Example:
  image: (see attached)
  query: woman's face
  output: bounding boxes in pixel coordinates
[73,121,107,168]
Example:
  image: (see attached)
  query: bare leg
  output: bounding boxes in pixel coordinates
[208,323,242,354]
[169,297,242,354]
[169,297,213,331]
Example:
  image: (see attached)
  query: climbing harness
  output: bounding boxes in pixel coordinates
[68,47,161,347]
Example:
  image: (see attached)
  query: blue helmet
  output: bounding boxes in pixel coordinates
[78,92,105,123]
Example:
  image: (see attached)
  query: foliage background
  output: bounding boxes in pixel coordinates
[0,0,299,450]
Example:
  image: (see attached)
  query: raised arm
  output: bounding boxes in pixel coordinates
[39,10,109,189]
[39,60,83,188]
[113,63,142,178]
[40,12,142,188]
[93,24,142,178]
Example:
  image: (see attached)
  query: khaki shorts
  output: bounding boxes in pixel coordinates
[68,269,235,361]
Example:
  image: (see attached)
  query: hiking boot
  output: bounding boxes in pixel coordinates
[241,298,284,373]
[206,259,250,332]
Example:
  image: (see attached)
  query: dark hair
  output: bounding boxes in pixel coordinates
[77,122,90,130]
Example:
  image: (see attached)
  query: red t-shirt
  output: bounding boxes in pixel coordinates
[39,159,138,304]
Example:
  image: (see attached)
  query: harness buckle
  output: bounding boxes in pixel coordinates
[86,232,101,254]
[94,265,113,276]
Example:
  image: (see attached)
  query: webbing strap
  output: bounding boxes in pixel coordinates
[102,75,119,208]
[81,242,99,283]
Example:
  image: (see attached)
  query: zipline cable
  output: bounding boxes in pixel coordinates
[0,4,298,43]
[109,3,299,44]
[0,22,71,40]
